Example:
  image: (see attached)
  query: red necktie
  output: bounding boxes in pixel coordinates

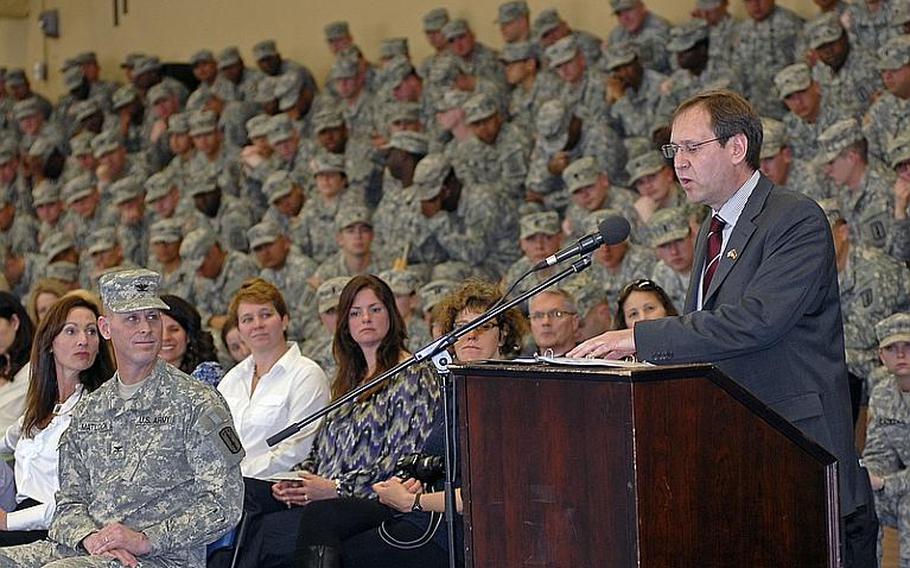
[702,215,726,297]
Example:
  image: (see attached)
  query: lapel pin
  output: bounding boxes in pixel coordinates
[726,249,738,261]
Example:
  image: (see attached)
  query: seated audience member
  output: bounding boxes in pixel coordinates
[565,279,613,342]
[220,314,250,370]
[613,278,678,330]
[502,211,564,296]
[159,294,224,387]
[529,288,581,356]
[586,208,657,304]
[0,293,114,545]
[295,278,528,567]
[218,278,330,481]
[647,206,696,311]
[862,313,910,567]
[301,277,351,380]
[418,279,458,340]
[25,279,69,327]
[0,293,35,435]
[379,269,432,352]
[312,206,380,287]
[235,275,441,568]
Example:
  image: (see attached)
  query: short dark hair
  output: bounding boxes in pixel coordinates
[673,89,763,170]
[161,294,219,374]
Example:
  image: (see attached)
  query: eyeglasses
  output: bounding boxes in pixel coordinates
[661,137,722,159]
[454,321,498,334]
[528,310,577,321]
[620,279,658,297]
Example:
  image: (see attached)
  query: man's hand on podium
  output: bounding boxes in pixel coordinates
[568,329,636,360]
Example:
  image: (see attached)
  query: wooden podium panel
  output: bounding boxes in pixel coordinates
[453,363,839,568]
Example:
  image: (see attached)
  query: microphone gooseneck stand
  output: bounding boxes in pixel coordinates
[266,255,593,568]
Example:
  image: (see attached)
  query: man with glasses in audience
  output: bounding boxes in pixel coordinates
[529,288,580,357]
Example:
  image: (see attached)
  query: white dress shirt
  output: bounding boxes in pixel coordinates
[218,342,330,480]
[0,364,30,436]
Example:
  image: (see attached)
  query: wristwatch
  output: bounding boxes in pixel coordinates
[411,492,424,512]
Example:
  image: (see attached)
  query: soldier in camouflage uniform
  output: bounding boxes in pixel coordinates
[625,150,689,235]
[109,84,148,155]
[379,268,432,351]
[562,156,636,242]
[300,276,351,379]
[496,1,531,44]
[607,0,672,74]
[33,179,67,246]
[86,229,135,290]
[691,0,740,74]
[60,175,117,251]
[886,132,910,263]
[91,129,148,204]
[417,278,458,339]
[260,170,306,235]
[162,113,196,189]
[147,218,192,299]
[844,0,895,55]
[603,43,668,139]
[646,207,695,312]
[418,8,451,82]
[186,110,242,202]
[584,208,657,306]
[499,41,559,135]
[758,116,829,202]
[864,36,910,164]
[502,210,564,298]
[212,47,263,103]
[312,205,382,287]
[441,19,504,89]
[144,170,194,230]
[532,8,603,70]
[546,35,608,124]
[185,173,254,254]
[863,313,910,568]
[0,268,244,568]
[109,177,149,268]
[775,63,841,162]
[246,115,315,210]
[327,56,379,143]
[309,107,378,191]
[0,185,38,258]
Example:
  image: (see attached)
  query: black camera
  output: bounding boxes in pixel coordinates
[395,453,445,485]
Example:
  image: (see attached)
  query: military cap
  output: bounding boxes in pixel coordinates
[428,55,463,85]
[386,131,429,155]
[382,56,415,89]
[611,0,639,12]
[266,114,295,145]
[245,114,272,139]
[190,49,215,66]
[63,66,85,91]
[497,1,529,24]
[189,110,219,136]
[100,268,170,313]
[418,279,457,313]
[536,99,571,152]
[111,176,145,206]
[388,102,422,125]
[878,35,910,71]
[520,211,561,239]
[532,8,561,40]
[890,1,910,26]
[12,98,41,122]
[546,35,580,69]
[317,276,352,313]
[69,132,93,157]
[379,269,421,296]
[264,170,296,203]
[62,175,95,204]
[217,47,242,69]
[805,13,844,50]
[647,207,690,247]
[876,313,910,349]
[186,87,216,112]
[0,140,15,164]
[603,42,638,71]
[431,261,473,282]
[253,39,278,61]
[414,153,453,200]
[313,108,346,133]
[816,118,863,164]
[5,69,25,86]
[816,198,844,226]
[335,205,373,231]
[179,228,218,266]
[87,227,119,255]
[120,52,145,69]
[147,82,174,105]
[887,131,910,170]
[149,218,184,244]
[168,112,190,135]
[563,156,601,193]
[587,207,624,233]
[500,41,536,64]
[71,99,101,123]
[132,56,161,77]
[112,84,139,110]
[46,261,80,284]
[91,129,123,158]
[435,88,469,113]
[144,171,175,203]
[254,76,278,104]
[695,0,724,9]
[668,19,710,53]
[32,179,60,207]
[443,19,470,41]
[463,93,498,124]
[28,137,58,160]
[774,63,812,99]
[324,21,351,42]
[760,117,787,160]
[380,38,409,60]
[423,8,449,33]
[312,153,347,176]
[74,51,97,65]
[330,57,359,81]
[40,231,75,261]
[627,150,668,186]
[186,174,219,197]
[337,45,364,60]
[275,72,304,111]
[248,220,283,249]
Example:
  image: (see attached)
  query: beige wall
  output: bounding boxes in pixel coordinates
[3,0,820,100]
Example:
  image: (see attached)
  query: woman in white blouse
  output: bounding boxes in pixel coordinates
[218,278,330,481]
[0,293,113,545]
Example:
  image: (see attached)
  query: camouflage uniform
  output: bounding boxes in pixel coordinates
[259,253,319,343]
[707,15,740,74]
[650,261,689,314]
[607,11,673,74]
[211,48,264,103]
[0,211,38,257]
[863,36,910,163]
[608,68,669,139]
[845,1,896,54]
[589,243,657,306]
[181,230,259,325]
[840,164,900,256]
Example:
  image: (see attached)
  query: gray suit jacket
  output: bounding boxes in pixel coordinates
[635,173,869,516]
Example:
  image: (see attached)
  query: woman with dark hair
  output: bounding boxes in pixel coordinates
[613,279,679,330]
[159,294,223,387]
[0,292,35,435]
[0,293,113,545]
[220,314,250,369]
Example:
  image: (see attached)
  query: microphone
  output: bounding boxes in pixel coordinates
[534,215,631,270]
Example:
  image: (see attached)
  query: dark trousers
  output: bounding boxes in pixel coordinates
[843,502,879,568]
[231,477,304,568]
[0,499,48,547]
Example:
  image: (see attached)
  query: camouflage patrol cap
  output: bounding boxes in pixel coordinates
[463,93,499,124]
[246,114,272,139]
[520,210,561,239]
[423,8,450,33]
[695,0,724,9]
[28,137,58,160]
[248,220,283,249]
[254,76,279,105]
[32,179,61,207]
[132,56,161,77]
[668,19,710,53]
[587,208,624,233]
[536,99,571,152]
[91,129,123,158]
[179,227,218,265]
[335,205,373,231]
[147,82,174,106]
[418,279,457,313]
[253,39,278,61]
[46,261,80,284]
[69,132,93,157]
[500,41,536,64]
[112,85,139,110]
[876,313,910,348]
[497,1,529,24]
[75,51,97,64]
[386,131,429,155]
[330,57,360,81]
[12,98,41,122]
[62,174,95,204]
[186,88,215,112]
[87,227,119,255]
[380,38,409,60]
[806,13,844,50]
[379,268,421,296]
[388,102,422,125]
[5,68,25,86]
[774,63,812,99]
[190,49,215,66]
[313,108,346,133]
[816,118,863,164]
[382,56,415,89]
[816,198,844,226]
[760,117,787,160]
[186,174,219,197]
[40,231,75,261]
[611,0,639,13]
[435,88,469,113]
[275,72,304,111]
[413,153,453,200]
[532,8,561,40]
[887,131,910,169]
[217,47,242,69]
[312,153,347,176]
[144,170,175,203]
[149,218,184,244]
[890,1,910,25]
[431,261,473,281]
[168,112,190,135]
[324,21,351,41]
[627,150,668,186]
[546,35,580,69]
[189,110,219,137]
[317,276,352,313]
[71,99,101,123]
[878,35,910,71]
[647,206,690,247]
[563,156,601,193]
[264,170,297,203]
[111,176,145,206]
[603,42,638,71]
[0,140,15,164]
[267,114,296,145]
[442,19,470,41]
[63,66,85,91]
[99,268,170,313]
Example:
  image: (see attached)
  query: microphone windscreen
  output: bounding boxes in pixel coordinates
[598,215,631,245]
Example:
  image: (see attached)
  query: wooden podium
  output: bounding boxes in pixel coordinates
[451,362,840,567]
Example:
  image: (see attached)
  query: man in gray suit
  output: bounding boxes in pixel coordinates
[570,89,876,566]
